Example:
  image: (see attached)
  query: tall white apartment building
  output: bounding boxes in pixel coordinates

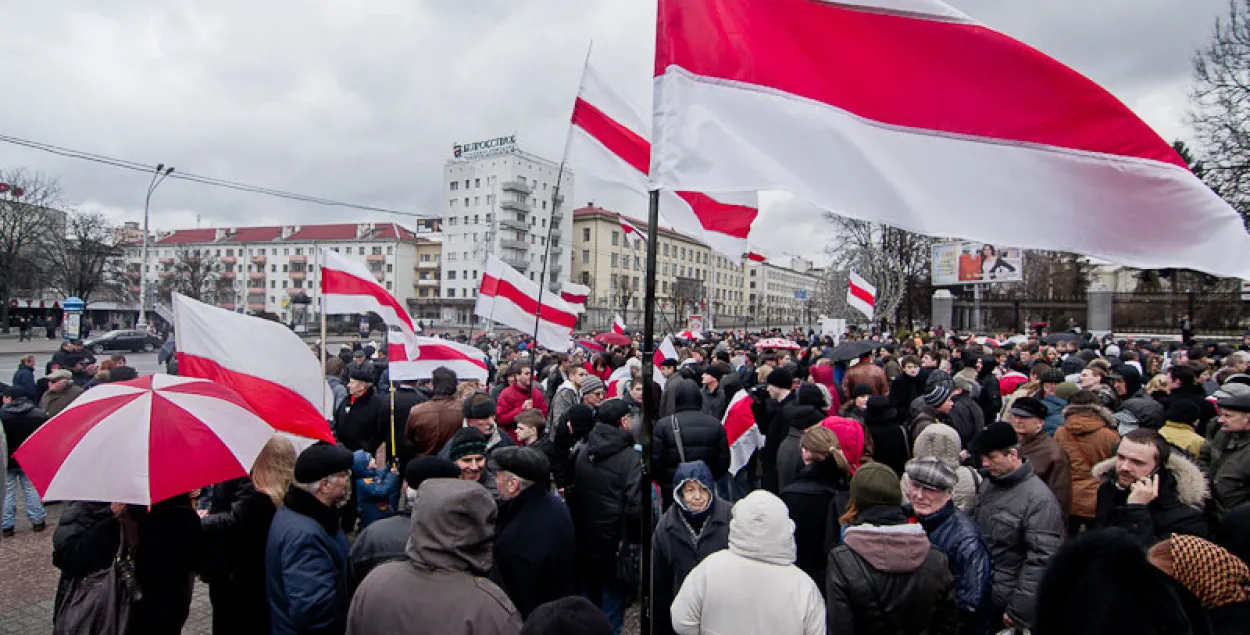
[440,136,573,326]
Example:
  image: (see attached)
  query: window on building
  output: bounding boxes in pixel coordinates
[581,271,590,284]
[463,216,469,224]
[750,281,756,289]
[386,264,393,272]
[448,271,457,280]
[662,280,669,293]
[448,252,457,261]
[474,214,479,224]
[542,201,547,210]
[448,288,455,298]
[632,276,639,290]
[475,178,481,188]
[622,255,630,269]
[611,254,619,267]
[485,214,492,222]
[464,180,470,189]
[270,264,277,272]
[371,246,382,255]
[464,198,469,206]
[487,195,494,205]
[582,228,591,241]
[611,273,618,288]
[581,250,589,264]
[419,289,428,298]
[282,280,289,289]
[474,197,480,206]
[386,281,392,290]
[541,218,546,228]
[611,231,619,247]
[282,264,289,273]
[270,280,276,288]
[450,182,458,191]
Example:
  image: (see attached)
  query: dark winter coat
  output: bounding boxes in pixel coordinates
[390,385,428,470]
[1093,453,1209,545]
[333,386,389,454]
[1203,429,1250,522]
[1,399,46,469]
[491,481,577,619]
[911,501,993,635]
[701,385,727,420]
[775,402,829,493]
[826,506,959,635]
[973,461,1065,629]
[652,380,731,495]
[889,373,927,426]
[265,486,350,635]
[201,478,279,635]
[11,364,36,400]
[345,511,409,596]
[1041,395,1068,435]
[652,462,731,635]
[947,393,985,450]
[568,423,643,578]
[761,390,797,494]
[53,498,203,635]
[782,459,849,591]
[865,403,912,477]
[1019,430,1074,519]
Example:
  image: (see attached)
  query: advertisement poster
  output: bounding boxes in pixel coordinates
[931,242,1023,285]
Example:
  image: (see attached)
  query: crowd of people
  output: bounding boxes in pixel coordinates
[6,326,1250,634]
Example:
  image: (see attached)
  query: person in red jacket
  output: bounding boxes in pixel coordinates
[496,361,549,442]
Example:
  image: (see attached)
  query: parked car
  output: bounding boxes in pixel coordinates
[84,329,162,354]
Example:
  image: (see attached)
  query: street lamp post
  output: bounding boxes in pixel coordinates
[137,164,175,329]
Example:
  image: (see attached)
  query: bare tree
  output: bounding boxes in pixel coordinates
[1190,0,1250,225]
[0,169,61,333]
[46,211,128,305]
[158,247,218,304]
[823,213,933,328]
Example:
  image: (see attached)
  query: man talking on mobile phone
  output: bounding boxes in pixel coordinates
[1093,428,1208,545]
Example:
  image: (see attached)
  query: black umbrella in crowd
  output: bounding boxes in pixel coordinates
[1042,332,1080,345]
[830,340,879,363]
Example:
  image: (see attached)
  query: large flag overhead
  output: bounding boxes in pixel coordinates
[650,0,1250,279]
[568,62,759,259]
[391,336,489,383]
[475,255,578,351]
[173,294,335,444]
[320,248,419,362]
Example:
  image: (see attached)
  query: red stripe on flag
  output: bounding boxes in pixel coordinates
[572,97,650,174]
[656,0,1184,167]
[480,274,579,329]
[177,354,335,443]
[561,291,588,305]
[321,267,416,331]
[745,252,766,262]
[849,282,875,306]
[675,191,758,239]
[412,344,488,369]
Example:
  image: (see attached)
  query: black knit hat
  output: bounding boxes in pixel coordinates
[293,442,355,483]
[1166,400,1201,425]
[402,457,461,490]
[851,383,874,399]
[797,383,825,408]
[348,367,374,383]
[448,427,488,461]
[767,367,794,389]
[596,399,633,426]
[969,421,1019,455]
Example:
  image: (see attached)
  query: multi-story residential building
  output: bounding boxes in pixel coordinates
[571,205,752,330]
[119,222,426,327]
[440,137,573,327]
[745,258,822,329]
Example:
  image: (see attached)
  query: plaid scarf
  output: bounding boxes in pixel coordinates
[1172,534,1250,609]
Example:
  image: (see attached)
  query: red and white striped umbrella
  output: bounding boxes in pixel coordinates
[14,375,281,506]
[755,337,800,350]
[972,336,1002,348]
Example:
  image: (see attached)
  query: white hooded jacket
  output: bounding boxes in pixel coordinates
[670,491,826,635]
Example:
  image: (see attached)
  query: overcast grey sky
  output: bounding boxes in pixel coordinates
[0,0,1230,264]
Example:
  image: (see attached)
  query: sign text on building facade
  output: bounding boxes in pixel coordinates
[453,135,518,160]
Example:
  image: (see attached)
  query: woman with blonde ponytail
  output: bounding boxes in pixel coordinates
[781,425,852,593]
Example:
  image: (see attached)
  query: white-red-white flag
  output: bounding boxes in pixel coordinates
[744,252,767,263]
[475,255,578,351]
[391,336,489,383]
[568,62,759,259]
[651,334,680,388]
[619,216,647,245]
[560,282,591,313]
[847,272,876,320]
[650,0,1250,279]
[172,293,335,444]
[612,314,627,335]
[722,388,762,475]
[320,249,420,362]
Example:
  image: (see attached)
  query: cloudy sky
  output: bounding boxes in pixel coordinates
[0,0,1230,265]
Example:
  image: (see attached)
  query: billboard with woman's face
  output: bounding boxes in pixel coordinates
[931,242,1023,285]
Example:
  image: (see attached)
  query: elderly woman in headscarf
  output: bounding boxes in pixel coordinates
[652,461,731,635]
